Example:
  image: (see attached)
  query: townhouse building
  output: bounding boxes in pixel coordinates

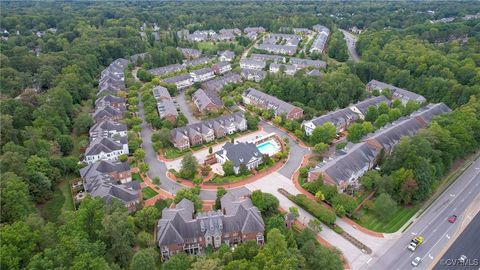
[242,88,304,120]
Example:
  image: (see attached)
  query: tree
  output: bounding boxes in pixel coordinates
[360,171,381,191]
[311,122,336,144]
[57,135,74,155]
[174,188,202,212]
[374,114,390,127]
[131,249,156,270]
[347,123,365,143]
[102,209,135,268]
[152,176,160,185]
[222,160,235,176]
[162,253,194,270]
[289,206,299,218]
[191,257,222,270]
[364,106,378,122]
[134,206,160,231]
[253,228,299,270]
[139,162,149,173]
[300,239,343,270]
[245,112,259,130]
[314,142,329,154]
[239,163,249,175]
[315,191,325,201]
[119,154,128,162]
[374,193,397,220]
[136,231,155,248]
[308,218,322,233]
[73,113,93,135]
[134,148,145,161]
[377,102,389,115]
[273,116,282,125]
[180,153,198,179]
[214,187,227,210]
[152,128,171,148]
[0,173,33,224]
[251,190,279,217]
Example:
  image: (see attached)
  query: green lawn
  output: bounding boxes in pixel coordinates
[132,172,143,182]
[163,147,190,159]
[355,205,419,233]
[41,177,75,222]
[142,187,158,200]
[207,172,252,184]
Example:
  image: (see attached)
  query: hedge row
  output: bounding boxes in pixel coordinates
[289,194,336,226]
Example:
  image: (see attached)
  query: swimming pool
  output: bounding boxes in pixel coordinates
[256,140,280,156]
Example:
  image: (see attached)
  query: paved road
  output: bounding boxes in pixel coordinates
[340,29,360,62]
[365,156,480,270]
[260,120,311,178]
[433,212,480,270]
[138,99,311,200]
[176,90,200,124]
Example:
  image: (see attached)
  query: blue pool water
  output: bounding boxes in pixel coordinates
[256,141,280,156]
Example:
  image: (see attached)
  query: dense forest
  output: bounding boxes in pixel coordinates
[1,1,480,269]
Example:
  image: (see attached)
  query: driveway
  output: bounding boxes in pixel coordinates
[176,90,200,124]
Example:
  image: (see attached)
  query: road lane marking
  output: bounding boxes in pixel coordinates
[446,234,450,239]
[411,232,417,235]
[450,194,455,197]
[366,258,372,264]
[429,254,433,259]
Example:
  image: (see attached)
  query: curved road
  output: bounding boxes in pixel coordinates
[138,96,310,200]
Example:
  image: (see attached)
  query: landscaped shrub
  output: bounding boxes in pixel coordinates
[290,194,336,226]
[331,193,357,214]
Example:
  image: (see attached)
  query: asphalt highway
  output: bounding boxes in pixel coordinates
[433,212,480,270]
[365,156,480,270]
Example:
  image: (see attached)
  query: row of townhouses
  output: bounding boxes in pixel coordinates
[242,87,304,120]
[240,55,326,78]
[192,72,243,113]
[170,111,247,150]
[307,103,451,191]
[157,188,265,261]
[152,85,178,123]
[310,24,330,54]
[302,95,391,136]
[97,58,130,97]
[80,59,141,211]
[148,50,235,78]
[303,81,427,136]
[366,79,427,104]
[177,27,265,42]
[163,61,232,90]
[257,33,301,55]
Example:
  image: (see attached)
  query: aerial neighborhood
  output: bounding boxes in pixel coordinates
[2,2,479,270]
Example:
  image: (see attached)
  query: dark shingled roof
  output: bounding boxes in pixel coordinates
[216,141,262,168]
[243,87,302,116]
[80,160,130,180]
[352,96,391,115]
[157,189,264,247]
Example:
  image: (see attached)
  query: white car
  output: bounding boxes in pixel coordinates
[412,257,422,267]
